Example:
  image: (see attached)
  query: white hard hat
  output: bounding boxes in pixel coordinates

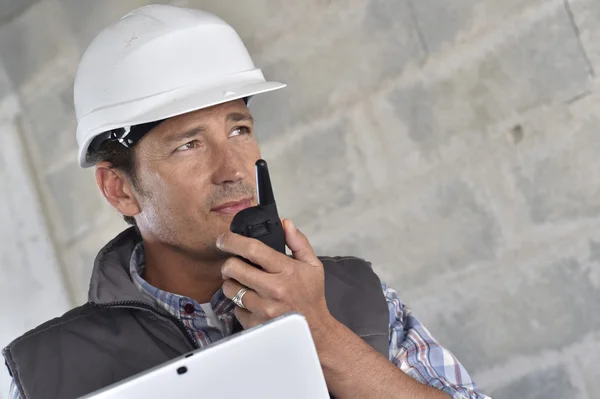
[74,4,286,168]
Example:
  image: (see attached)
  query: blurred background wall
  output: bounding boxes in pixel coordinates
[1,0,599,397]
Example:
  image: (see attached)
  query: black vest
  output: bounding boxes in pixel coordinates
[3,228,389,399]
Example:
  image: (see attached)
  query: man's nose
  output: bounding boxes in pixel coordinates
[211,144,247,185]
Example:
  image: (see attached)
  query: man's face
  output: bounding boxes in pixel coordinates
[132,99,260,259]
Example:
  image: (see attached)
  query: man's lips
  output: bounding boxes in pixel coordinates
[211,198,253,215]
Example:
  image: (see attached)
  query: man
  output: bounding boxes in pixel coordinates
[4,5,489,399]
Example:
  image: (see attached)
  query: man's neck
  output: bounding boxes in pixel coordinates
[141,238,226,305]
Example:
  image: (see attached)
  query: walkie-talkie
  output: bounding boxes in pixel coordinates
[230,159,286,267]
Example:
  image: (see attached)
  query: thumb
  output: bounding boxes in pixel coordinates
[283,219,321,267]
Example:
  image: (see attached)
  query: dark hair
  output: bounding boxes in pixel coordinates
[87,140,138,226]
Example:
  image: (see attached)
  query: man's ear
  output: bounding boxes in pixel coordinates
[95,162,141,219]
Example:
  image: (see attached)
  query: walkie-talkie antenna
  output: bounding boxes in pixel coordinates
[230,158,286,259]
[255,159,275,206]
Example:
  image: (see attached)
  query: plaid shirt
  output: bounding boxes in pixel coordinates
[9,244,490,399]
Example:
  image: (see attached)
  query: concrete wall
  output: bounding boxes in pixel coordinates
[1,0,599,397]
[0,95,71,397]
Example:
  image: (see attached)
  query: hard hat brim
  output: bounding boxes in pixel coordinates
[77,79,286,168]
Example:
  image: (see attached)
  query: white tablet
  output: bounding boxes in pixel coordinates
[81,313,330,399]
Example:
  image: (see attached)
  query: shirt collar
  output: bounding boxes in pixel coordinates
[129,242,234,320]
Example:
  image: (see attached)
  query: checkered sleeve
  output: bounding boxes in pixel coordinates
[383,282,491,399]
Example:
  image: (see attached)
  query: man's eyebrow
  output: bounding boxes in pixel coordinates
[162,112,252,143]
[164,127,206,143]
[227,112,254,123]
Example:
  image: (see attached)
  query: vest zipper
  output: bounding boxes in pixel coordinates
[89,300,200,350]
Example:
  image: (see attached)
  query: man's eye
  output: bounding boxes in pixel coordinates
[176,140,200,151]
[230,126,252,137]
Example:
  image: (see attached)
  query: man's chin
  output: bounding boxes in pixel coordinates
[206,215,237,243]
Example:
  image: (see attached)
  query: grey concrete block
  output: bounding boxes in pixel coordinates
[408,0,543,52]
[568,0,600,73]
[61,243,96,305]
[571,332,600,398]
[343,95,443,192]
[0,58,12,101]
[61,218,127,305]
[488,366,580,399]
[0,0,38,24]
[312,172,500,286]
[265,117,373,225]
[175,0,305,49]
[20,74,77,170]
[249,0,424,142]
[513,93,600,224]
[419,251,600,372]
[0,0,76,88]
[387,5,591,156]
[0,119,72,398]
[387,82,444,156]
[43,163,112,245]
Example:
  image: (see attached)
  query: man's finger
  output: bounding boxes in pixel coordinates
[217,232,288,274]
[282,219,321,267]
[222,278,266,314]
[221,257,278,296]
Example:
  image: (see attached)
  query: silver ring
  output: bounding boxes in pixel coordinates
[232,287,249,309]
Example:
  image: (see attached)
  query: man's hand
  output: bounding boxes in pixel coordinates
[218,218,336,341]
[218,219,452,398]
